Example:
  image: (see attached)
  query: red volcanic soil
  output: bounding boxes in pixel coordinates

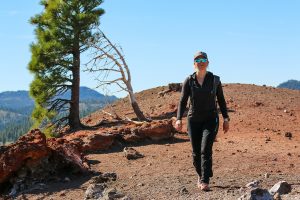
[17,84,300,199]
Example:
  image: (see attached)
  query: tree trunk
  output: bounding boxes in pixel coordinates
[69,36,81,130]
[127,86,147,121]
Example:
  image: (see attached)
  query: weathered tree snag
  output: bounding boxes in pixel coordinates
[86,30,148,121]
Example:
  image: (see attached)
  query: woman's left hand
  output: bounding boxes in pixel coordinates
[223,121,229,133]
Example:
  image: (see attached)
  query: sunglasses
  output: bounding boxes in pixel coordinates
[194,58,208,63]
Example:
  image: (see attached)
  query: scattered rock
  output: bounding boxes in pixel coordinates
[8,184,17,197]
[228,98,234,103]
[103,188,126,199]
[246,180,260,189]
[89,172,117,184]
[158,90,169,97]
[269,181,291,195]
[121,120,175,142]
[59,191,66,196]
[264,173,270,179]
[85,172,129,200]
[84,183,107,200]
[123,147,144,160]
[284,132,292,139]
[137,120,175,140]
[81,133,116,152]
[254,101,264,107]
[265,137,271,142]
[169,104,176,110]
[168,83,182,91]
[158,84,181,96]
[63,177,71,182]
[238,188,272,200]
[273,192,281,200]
[179,187,189,195]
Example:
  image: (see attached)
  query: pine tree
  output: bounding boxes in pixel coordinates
[28,0,104,131]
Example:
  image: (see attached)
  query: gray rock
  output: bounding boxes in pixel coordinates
[273,193,281,200]
[264,173,270,179]
[29,183,47,191]
[284,132,292,139]
[238,188,273,200]
[269,181,291,195]
[84,183,107,200]
[123,147,144,160]
[64,177,71,182]
[168,83,182,91]
[90,172,117,184]
[102,188,126,200]
[179,187,189,195]
[9,184,17,197]
[246,180,260,189]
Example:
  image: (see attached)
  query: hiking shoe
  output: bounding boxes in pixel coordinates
[199,183,210,191]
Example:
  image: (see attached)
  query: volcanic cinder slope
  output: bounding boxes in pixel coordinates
[18,84,300,200]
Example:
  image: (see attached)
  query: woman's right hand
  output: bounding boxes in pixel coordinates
[175,120,182,131]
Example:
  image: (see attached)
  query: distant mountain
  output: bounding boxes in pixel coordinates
[0,87,118,144]
[62,86,109,102]
[0,91,34,115]
[277,80,300,90]
[0,87,117,112]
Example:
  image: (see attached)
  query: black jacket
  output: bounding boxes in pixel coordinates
[177,71,229,121]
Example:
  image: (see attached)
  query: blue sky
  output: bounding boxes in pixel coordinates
[0,0,299,97]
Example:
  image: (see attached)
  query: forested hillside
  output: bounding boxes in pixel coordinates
[0,87,117,145]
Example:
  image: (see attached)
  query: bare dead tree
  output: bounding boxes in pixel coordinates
[85,30,148,121]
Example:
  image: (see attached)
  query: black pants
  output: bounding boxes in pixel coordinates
[187,116,218,184]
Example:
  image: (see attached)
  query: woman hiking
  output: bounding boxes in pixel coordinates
[175,51,230,191]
